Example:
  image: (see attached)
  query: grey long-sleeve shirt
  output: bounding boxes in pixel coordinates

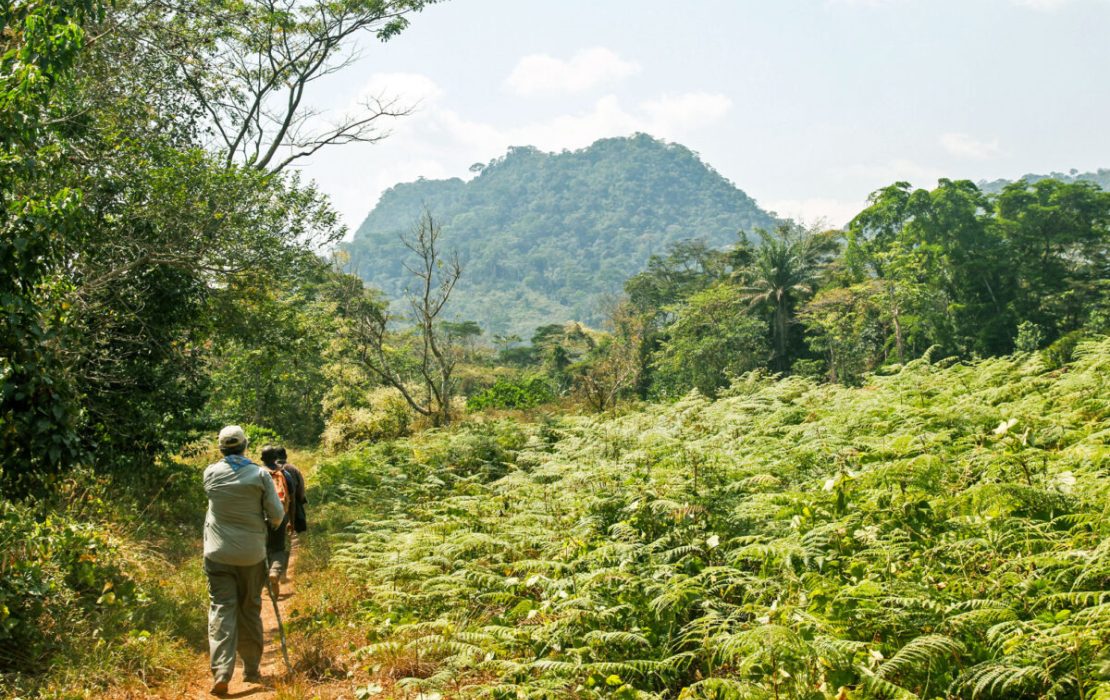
[203,455,284,566]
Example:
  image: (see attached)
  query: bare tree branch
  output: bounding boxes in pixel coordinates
[341,210,461,425]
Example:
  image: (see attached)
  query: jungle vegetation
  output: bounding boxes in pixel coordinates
[307,338,1110,700]
[2,0,1110,695]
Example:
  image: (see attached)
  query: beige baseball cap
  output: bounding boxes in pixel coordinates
[218,425,248,450]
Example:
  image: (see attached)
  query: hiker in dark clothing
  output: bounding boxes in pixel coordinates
[259,444,294,597]
[275,446,307,537]
[204,425,283,696]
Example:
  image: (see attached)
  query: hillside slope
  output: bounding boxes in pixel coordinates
[344,134,777,336]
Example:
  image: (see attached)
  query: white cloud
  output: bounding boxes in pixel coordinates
[440,92,733,155]
[355,72,443,105]
[505,47,640,97]
[939,132,1001,159]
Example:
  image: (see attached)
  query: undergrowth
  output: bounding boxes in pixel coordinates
[312,339,1110,699]
[0,458,208,699]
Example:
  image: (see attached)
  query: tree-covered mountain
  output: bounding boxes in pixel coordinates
[344,134,778,336]
[979,167,1110,193]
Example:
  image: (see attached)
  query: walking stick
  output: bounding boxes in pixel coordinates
[264,558,294,677]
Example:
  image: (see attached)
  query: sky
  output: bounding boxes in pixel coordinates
[292,0,1110,233]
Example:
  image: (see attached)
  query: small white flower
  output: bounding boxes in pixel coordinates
[994,418,1018,435]
[1055,471,1077,494]
[823,478,837,492]
[706,534,720,549]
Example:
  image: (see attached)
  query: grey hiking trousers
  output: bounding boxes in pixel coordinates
[204,557,266,682]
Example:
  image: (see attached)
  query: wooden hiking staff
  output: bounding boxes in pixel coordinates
[264,561,293,677]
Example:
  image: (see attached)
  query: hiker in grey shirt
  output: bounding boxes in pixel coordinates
[203,425,284,695]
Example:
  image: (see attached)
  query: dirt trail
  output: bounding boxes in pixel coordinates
[177,551,304,700]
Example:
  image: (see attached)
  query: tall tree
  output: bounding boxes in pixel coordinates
[995,178,1110,340]
[740,224,838,372]
[1,0,102,493]
[651,283,768,397]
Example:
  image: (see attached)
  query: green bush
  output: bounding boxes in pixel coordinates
[1014,320,1046,352]
[242,423,284,448]
[0,501,137,673]
[321,387,413,454]
[1042,329,1084,369]
[467,376,556,411]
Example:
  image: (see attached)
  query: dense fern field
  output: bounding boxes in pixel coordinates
[314,340,1110,699]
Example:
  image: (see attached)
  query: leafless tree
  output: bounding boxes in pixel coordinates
[573,300,645,412]
[148,0,436,171]
[343,211,461,426]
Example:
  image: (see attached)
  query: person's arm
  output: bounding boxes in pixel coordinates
[260,467,285,528]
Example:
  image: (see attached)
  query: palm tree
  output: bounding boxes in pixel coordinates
[740,223,837,371]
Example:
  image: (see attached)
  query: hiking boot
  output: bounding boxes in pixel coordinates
[210,679,229,696]
[243,672,263,685]
[269,573,280,598]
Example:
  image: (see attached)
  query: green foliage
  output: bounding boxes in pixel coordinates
[321,387,414,453]
[467,376,557,411]
[345,134,777,336]
[0,0,102,495]
[843,178,1110,362]
[1014,321,1046,353]
[1041,330,1084,370]
[1,0,346,493]
[315,339,1110,699]
[0,500,135,672]
[651,284,768,398]
[204,254,344,445]
[0,462,206,695]
[741,223,839,371]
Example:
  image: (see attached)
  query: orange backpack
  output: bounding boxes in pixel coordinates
[268,467,293,516]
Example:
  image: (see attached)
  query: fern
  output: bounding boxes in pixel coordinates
[315,339,1110,698]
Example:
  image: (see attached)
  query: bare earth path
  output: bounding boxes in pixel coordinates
[175,550,311,700]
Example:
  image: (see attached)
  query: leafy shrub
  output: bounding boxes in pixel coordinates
[322,387,413,453]
[466,376,556,410]
[1042,329,1084,369]
[0,501,137,673]
[790,357,826,379]
[242,423,284,447]
[1014,320,1046,352]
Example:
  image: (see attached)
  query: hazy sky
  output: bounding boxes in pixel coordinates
[294,0,1110,233]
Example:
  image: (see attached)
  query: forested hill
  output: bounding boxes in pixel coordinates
[344,134,778,335]
[979,167,1110,193]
